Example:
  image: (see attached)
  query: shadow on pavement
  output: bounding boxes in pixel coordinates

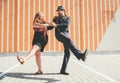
[0,72,61,83]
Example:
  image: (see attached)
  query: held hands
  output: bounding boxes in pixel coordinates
[33,22,57,28]
[38,22,57,27]
[49,22,57,27]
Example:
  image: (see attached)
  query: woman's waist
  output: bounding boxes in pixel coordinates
[33,28,46,32]
[34,31,45,36]
[33,33,48,41]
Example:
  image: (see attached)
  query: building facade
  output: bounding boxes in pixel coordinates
[0,0,120,52]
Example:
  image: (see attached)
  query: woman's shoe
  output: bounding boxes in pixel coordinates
[17,56,24,64]
[34,70,43,75]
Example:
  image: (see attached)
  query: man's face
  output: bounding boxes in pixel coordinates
[57,10,64,16]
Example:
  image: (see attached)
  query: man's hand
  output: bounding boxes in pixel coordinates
[50,22,57,27]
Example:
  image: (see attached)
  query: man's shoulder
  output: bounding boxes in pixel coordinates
[53,16,58,19]
[66,16,70,19]
[53,16,58,22]
[63,16,70,21]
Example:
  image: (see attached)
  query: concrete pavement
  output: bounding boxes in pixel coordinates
[0,52,120,83]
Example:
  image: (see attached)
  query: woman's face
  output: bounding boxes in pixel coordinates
[37,16,44,23]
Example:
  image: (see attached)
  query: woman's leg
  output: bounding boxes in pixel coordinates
[17,45,40,64]
[35,50,42,71]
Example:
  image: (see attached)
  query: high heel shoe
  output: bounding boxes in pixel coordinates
[17,56,24,64]
[34,70,43,75]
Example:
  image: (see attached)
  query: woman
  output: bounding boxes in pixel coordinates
[17,12,48,74]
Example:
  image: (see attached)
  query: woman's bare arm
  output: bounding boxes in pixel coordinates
[37,22,57,27]
[33,22,45,29]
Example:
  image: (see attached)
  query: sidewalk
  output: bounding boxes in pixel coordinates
[0,53,120,83]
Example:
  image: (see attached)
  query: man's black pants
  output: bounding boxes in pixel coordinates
[56,32,83,72]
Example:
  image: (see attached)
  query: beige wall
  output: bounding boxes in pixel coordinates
[0,0,120,52]
[97,7,120,51]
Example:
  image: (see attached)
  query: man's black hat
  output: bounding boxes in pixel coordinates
[56,6,65,11]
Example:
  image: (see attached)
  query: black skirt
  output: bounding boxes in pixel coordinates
[32,31,48,52]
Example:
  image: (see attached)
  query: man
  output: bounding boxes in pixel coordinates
[46,6,88,75]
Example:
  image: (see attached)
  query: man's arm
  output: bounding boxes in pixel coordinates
[47,26,54,30]
[47,16,58,30]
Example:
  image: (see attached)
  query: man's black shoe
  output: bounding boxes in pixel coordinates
[81,49,88,62]
[78,49,88,61]
[60,72,69,75]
